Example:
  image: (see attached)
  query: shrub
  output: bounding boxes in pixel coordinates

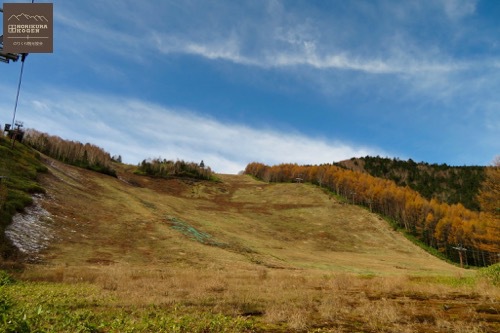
[478,263,500,286]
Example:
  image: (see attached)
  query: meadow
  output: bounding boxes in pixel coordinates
[1,156,498,332]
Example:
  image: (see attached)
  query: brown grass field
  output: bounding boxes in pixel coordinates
[3,157,499,332]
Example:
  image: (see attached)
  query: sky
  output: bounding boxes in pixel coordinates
[1,0,499,174]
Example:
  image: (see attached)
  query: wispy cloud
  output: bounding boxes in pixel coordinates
[3,0,496,169]
[148,24,464,75]
[440,0,478,20]
[54,1,472,75]
[11,90,385,174]
[150,31,256,66]
[50,0,498,116]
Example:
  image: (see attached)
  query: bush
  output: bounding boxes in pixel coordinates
[478,263,500,286]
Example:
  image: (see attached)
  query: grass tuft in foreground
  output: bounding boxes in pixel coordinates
[478,263,500,286]
[0,271,255,332]
[1,267,499,332]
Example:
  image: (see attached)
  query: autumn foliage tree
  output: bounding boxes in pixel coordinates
[337,156,486,210]
[23,129,116,176]
[474,156,500,254]
[245,162,499,266]
[137,158,213,180]
[478,156,500,217]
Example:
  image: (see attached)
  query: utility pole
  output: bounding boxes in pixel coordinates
[295,173,303,183]
[1,6,28,150]
[10,53,28,144]
[452,244,467,268]
[10,121,23,149]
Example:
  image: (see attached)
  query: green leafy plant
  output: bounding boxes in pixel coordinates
[478,263,500,286]
[0,270,15,286]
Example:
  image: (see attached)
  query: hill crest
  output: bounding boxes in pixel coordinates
[2,151,467,276]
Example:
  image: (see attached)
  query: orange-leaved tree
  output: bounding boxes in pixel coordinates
[475,156,500,252]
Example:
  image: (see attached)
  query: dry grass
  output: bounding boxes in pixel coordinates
[5,159,499,331]
[32,161,468,276]
[17,264,500,332]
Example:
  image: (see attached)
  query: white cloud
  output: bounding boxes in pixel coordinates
[54,1,469,76]
[441,0,477,20]
[151,32,257,66]
[2,1,496,170]
[146,15,464,75]
[11,90,385,174]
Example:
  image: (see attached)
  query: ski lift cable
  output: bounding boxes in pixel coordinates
[11,54,27,128]
[5,0,35,128]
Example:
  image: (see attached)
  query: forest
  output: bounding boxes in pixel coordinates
[336,156,485,211]
[245,161,499,267]
[23,129,116,177]
[136,158,213,181]
[23,129,214,181]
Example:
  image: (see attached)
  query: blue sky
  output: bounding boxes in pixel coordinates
[1,0,499,173]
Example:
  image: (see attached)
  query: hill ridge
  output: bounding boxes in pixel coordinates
[1,153,467,275]
[3,139,499,333]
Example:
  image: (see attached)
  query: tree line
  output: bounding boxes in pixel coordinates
[136,158,213,180]
[23,129,116,177]
[245,161,499,266]
[336,156,485,211]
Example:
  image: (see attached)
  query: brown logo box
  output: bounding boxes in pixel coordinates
[2,3,53,53]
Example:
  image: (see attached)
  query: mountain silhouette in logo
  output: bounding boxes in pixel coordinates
[8,13,49,22]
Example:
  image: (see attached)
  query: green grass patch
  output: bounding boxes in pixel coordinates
[166,216,228,248]
[0,280,256,332]
[422,275,477,288]
[401,231,455,264]
[478,263,500,286]
[0,137,47,259]
[0,270,15,286]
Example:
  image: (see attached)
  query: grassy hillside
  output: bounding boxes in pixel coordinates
[18,157,465,274]
[1,148,498,332]
[0,135,47,260]
[337,156,485,211]
[245,162,499,266]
